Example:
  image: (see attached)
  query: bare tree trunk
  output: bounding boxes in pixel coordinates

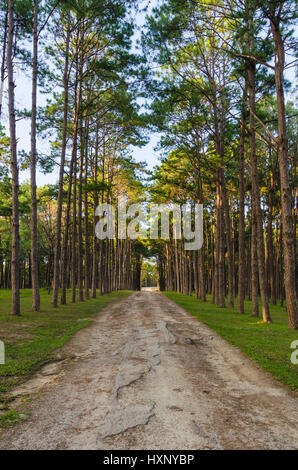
[84,119,90,299]
[251,199,259,317]
[210,217,214,302]
[270,20,297,328]
[248,61,271,323]
[60,152,74,305]
[194,251,199,298]
[0,8,8,121]
[52,14,70,307]
[91,125,99,298]
[30,0,40,311]
[238,93,246,314]
[7,0,20,315]
[215,180,220,304]
[268,146,276,305]
[218,173,225,308]
[70,39,82,304]
[222,174,234,308]
[71,148,77,303]
[77,120,84,301]
[279,211,284,307]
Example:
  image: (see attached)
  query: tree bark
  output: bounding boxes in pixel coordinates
[222,173,234,308]
[30,0,40,311]
[270,19,297,328]
[0,8,8,121]
[91,125,99,298]
[77,119,84,301]
[268,145,276,305]
[251,198,259,317]
[238,90,246,314]
[52,14,70,307]
[248,61,272,323]
[7,0,20,315]
[84,118,90,299]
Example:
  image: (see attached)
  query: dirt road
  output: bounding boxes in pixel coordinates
[0,291,297,450]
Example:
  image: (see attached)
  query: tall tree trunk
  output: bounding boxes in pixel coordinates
[268,145,276,305]
[248,60,272,323]
[196,164,206,301]
[52,14,70,307]
[215,180,220,305]
[71,149,77,303]
[279,211,284,307]
[7,0,20,315]
[60,152,74,304]
[238,91,246,314]
[270,19,297,329]
[218,172,225,307]
[251,200,259,317]
[222,174,234,308]
[77,120,84,301]
[84,119,90,299]
[70,38,82,304]
[91,125,99,298]
[0,8,8,121]
[30,0,40,311]
[210,217,215,302]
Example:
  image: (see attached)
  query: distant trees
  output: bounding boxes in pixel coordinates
[0,0,296,330]
[0,0,147,311]
[143,0,297,328]
[142,261,157,288]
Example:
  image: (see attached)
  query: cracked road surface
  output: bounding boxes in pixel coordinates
[0,291,297,450]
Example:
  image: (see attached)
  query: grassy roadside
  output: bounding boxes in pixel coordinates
[164,292,298,391]
[0,288,131,425]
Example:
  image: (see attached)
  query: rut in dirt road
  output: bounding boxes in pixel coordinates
[0,291,297,450]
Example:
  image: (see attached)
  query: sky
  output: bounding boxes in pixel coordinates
[5,0,161,187]
[2,0,297,188]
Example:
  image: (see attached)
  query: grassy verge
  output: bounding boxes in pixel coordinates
[164,292,298,391]
[0,288,131,406]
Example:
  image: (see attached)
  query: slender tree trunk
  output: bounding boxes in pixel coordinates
[271,20,297,328]
[211,230,214,301]
[238,92,246,314]
[7,0,20,315]
[71,149,77,303]
[91,125,99,298]
[84,119,90,299]
[0,8,8,121]
[251,200,259,317]
[279,211,284,307]
[30,0,40,311]
[70,40,82,304]
[222,174,234,308]
[52,14,70,307]
[60,153,74,304]
[215,180,220,304]
[174,238,180,292]
[268,146,276,305]
[218,172,225,307]
[194,251,199,298]
[77,120,84,301]
[248,61,271,323]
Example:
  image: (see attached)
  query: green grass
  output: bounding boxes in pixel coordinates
[0,409,26,428]
[164,292,298,391]
[0,288,131,401]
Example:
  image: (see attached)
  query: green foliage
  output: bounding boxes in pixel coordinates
[142,261,157,287]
